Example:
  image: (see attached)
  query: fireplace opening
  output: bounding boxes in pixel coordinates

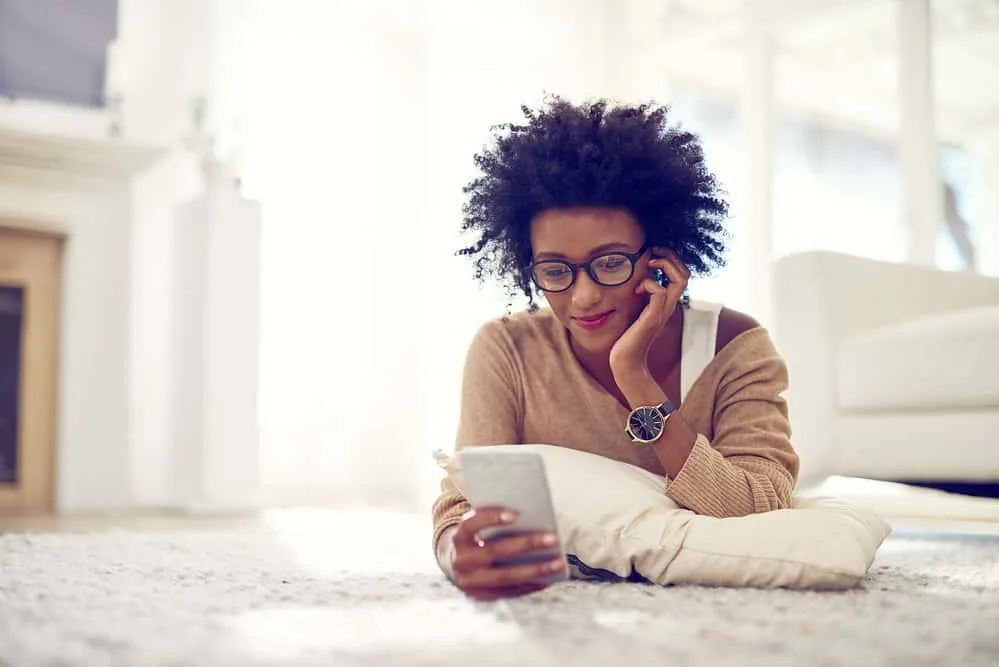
[0,285,24,485]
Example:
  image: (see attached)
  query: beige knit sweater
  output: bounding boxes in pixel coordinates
[431,308,800,550]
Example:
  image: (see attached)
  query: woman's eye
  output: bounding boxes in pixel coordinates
[543,268,569,279]
[599,258,627,271]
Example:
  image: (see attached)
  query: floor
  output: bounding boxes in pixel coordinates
[1,494,998,667]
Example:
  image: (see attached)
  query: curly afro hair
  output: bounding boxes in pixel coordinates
[458,95,729,309]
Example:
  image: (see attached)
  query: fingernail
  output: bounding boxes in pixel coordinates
[541,533,557,546]
[549,558,565,571]
[500,511,517,523]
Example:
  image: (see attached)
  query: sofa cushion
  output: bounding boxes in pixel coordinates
[838,304,999,411]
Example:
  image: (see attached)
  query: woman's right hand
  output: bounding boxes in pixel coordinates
[438,507,567,601]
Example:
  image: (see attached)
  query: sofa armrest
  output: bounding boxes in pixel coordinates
[775,251,999,343]
[772,251,999,483]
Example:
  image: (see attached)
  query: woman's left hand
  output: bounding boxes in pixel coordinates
[609,248,690,376]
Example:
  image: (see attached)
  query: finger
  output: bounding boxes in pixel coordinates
[455,556,566,591]
[649,256,688,288]
[453,529,558,577]
[652,248,691,282]
[450,542,494,575]
[453,507,518,547]
[486,531,560,562]
[634,274,669,296]
[638,263,687,305]
[649,246,690,277]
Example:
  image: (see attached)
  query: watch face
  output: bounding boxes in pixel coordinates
[629,406,665,442]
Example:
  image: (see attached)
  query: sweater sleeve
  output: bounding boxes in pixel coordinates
[431,320,523,551]
[665,330,800,517]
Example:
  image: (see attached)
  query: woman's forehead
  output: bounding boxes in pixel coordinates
[530,207,643,260]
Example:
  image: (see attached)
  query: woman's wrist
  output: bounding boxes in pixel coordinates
[612,361,696,476]
[612,364,668,409]
[436,525,459,580]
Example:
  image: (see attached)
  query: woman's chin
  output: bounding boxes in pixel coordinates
[568,323,624,355]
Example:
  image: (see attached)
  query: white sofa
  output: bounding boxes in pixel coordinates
[773,251,999,486]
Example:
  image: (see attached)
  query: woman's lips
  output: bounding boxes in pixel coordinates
[574,310,614,331]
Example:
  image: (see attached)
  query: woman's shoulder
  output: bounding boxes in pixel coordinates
[470,307,564,358]
[714,306,762,355]
[479,307,561,340]
[705,305,786,375]
[679,305,787,407]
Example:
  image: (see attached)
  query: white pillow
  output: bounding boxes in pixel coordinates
[439,444,891,590]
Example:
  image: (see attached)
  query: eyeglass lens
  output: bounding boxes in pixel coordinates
[533,253,635,291]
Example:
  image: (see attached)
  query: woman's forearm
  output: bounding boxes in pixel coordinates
[614,364,697,479]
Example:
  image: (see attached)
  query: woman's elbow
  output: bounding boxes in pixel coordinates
[757,469,795,512]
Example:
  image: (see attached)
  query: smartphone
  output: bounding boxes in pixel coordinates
[457,448,568,583]
[649,267,669,288]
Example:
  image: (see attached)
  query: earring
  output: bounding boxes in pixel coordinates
[679,289,691,309]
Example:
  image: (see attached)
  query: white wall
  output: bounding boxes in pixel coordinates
[119,0,253,511]
[243,0,623,509]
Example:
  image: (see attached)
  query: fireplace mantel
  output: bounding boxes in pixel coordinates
[0,125,164,181]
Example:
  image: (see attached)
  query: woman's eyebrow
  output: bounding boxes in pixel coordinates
[533,242,634,261]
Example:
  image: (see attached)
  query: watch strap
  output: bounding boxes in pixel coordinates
[657,400,677,419]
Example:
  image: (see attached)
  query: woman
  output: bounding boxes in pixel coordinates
[432,97,800,601]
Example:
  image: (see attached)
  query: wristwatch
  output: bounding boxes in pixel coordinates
[625,400,676,443]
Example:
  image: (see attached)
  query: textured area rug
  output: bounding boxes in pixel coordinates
[1,510,998,667]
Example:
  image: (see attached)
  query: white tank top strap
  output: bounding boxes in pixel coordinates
[679,299,723,403]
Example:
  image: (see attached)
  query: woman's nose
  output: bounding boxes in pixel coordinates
[570,269,602,310]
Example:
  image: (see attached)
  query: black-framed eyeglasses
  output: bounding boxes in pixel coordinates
[529,243,650,293]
